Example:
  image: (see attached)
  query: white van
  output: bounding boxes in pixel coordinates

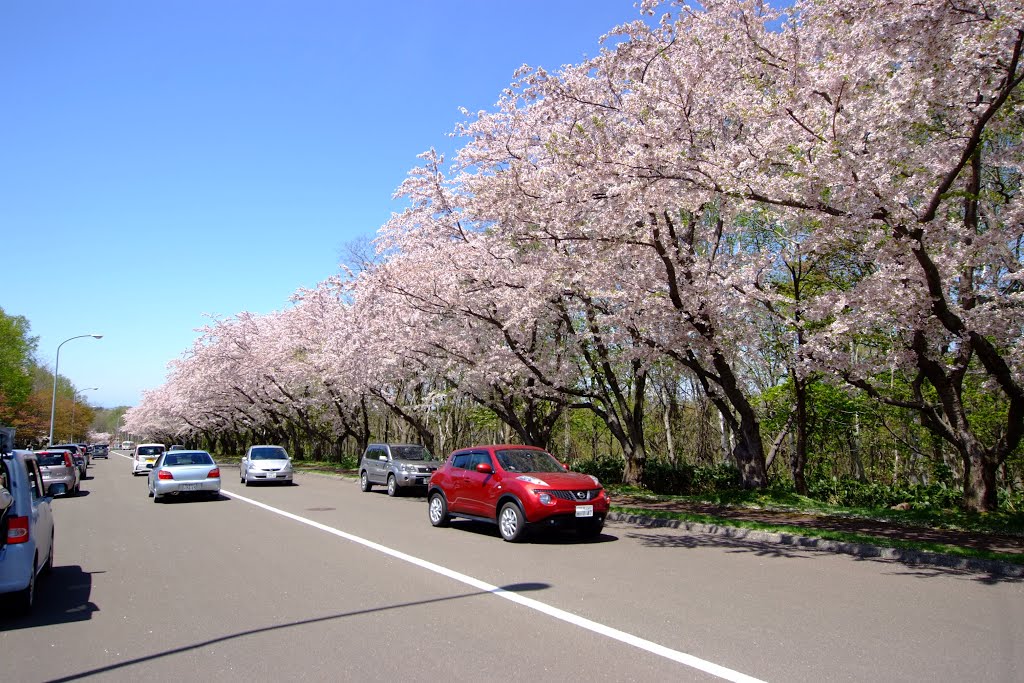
[132,443,166,475]
[121,440,135,451]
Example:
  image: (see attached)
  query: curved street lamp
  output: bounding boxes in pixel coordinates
[48,334,103,446]
[70,387,99,442]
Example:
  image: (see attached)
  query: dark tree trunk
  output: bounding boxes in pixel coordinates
[961,438,1000,513]
[790,371,809,495]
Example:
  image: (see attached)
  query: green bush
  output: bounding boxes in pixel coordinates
[573,456,740,496]
[571,455,624,485]
[806,477,962,510]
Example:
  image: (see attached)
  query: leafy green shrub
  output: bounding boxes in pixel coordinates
[690,463,743,493]
[642,459,695,495]
[571,455,624,486]
[807,477,962,510]
[574,456,740,496]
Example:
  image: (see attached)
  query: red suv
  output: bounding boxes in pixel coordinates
[427,445,609,541]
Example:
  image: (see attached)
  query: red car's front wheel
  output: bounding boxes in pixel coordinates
[498,502,526,542]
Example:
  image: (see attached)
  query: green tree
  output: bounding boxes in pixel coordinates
[0,307,38,424]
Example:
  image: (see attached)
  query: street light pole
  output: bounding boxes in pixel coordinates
[69,387,99,442]
[48,334,103,446]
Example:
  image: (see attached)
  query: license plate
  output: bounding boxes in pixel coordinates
[266,473,276,479]
[180,483,200,491]
[575,505,594,518]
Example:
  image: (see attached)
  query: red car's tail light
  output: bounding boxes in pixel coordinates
[157,469,174,480]
[6,516,29,544]
[207,468,220,478]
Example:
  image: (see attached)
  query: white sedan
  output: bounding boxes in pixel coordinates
[147,450,221,502]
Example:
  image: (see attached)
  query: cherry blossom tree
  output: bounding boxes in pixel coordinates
[127,0,1022,510]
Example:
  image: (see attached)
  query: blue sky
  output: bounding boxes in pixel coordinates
[1,0,646,408]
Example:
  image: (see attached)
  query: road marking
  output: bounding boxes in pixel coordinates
[224,489,765,683]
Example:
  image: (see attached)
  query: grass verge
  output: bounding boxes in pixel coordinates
[610,504,1024,565]
[608,485,1024,536]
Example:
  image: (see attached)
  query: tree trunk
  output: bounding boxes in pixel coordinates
[789,371,809,495]
[622,442,647,486]
[732,412,768,489]
[961,439,999,512]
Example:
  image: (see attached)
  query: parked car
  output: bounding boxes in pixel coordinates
[1,450,55,614]
[132,443,166,475]
[51,443,88,476]
[240,445,293,486]
[427,445,610,542]
[147,450,220,502]
[36,450,81,496]
[168,444,186,451]
[359,443,439,496]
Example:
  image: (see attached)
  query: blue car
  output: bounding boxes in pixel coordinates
[1,450,55,615]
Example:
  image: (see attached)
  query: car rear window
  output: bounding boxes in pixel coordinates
[38,454,66,467]
[137,446,164,456]
[164,452,214,466]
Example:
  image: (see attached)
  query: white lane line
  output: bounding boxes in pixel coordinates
[223,489,765,683]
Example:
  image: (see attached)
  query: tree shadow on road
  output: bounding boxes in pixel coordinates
[40,583,551,682]
[620,526,1023,584]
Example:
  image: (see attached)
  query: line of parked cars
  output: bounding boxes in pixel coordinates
[131,437,609,543]
[2,439,113,613]
[37,443,103,496]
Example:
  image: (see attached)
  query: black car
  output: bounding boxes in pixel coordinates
[90,444,109,459]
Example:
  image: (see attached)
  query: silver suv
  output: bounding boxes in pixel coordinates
[1,450,55,614]
[358,444,439,497]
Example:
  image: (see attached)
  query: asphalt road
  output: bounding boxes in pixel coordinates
[2,452,1021,682]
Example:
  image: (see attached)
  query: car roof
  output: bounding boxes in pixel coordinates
[456,444,545,451]
[6,450,38,461]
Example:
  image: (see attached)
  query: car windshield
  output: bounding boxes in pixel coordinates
[138,447,163,456]
[38,454,65,467]
[250,447,287,460]
[391,445,430,461]
[496,448,564,473]
[163,452,214,466]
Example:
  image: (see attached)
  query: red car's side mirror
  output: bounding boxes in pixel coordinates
[476,462,493,475]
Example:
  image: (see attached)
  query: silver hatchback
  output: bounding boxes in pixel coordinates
[36,450,81,496]
[240,445,293,485]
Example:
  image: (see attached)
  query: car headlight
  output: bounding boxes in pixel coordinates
[537,492,554,505]
[400,463,416,472]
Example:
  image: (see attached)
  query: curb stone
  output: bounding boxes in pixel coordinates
[608,511,1024,579]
